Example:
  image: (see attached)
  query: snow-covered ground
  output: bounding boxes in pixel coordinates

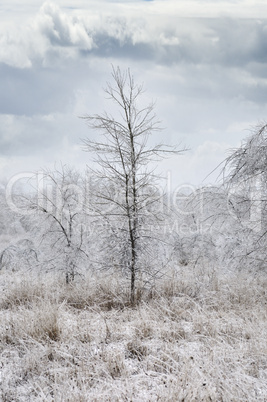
[0,266,267,401]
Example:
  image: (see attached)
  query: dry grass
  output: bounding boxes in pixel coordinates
[0,266,267,401]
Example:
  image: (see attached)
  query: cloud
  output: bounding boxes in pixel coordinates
[0,2,94,69]
[100,17,267,68]
[1,2,267,70]
[0,33,32,69]
[1,1,267,185]
[0,114,62,156]
[0,62,79,115]
[37,2,94,49]
[1,2,266,119]
[0,110,91,181]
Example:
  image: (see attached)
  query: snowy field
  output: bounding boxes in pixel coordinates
[0,266,267,401]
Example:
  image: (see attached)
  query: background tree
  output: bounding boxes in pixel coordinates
[0,180,39,272]
[82,66,184,304]
[221,123,267,270]
[28,166,89,282]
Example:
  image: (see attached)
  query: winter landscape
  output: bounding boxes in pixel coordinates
[1,64,267,402]
[1,1,267,401]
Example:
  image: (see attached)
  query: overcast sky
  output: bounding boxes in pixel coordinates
[1,0,267,191]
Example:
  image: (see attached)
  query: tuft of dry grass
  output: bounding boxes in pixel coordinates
[0,265,267,401]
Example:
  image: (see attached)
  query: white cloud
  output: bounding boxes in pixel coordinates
[37,2,94,49]
[0,2,94,68]
[1,2,267,69]
[0,33,32,68]
[0,1,267,75]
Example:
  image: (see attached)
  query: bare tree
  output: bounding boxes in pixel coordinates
[82,66,184,304]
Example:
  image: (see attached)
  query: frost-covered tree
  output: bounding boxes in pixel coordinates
[0,180,39,272]
[82,66,184,304]
[222,123,267,270]
[28,166,89,282]
[167,186,218,268]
